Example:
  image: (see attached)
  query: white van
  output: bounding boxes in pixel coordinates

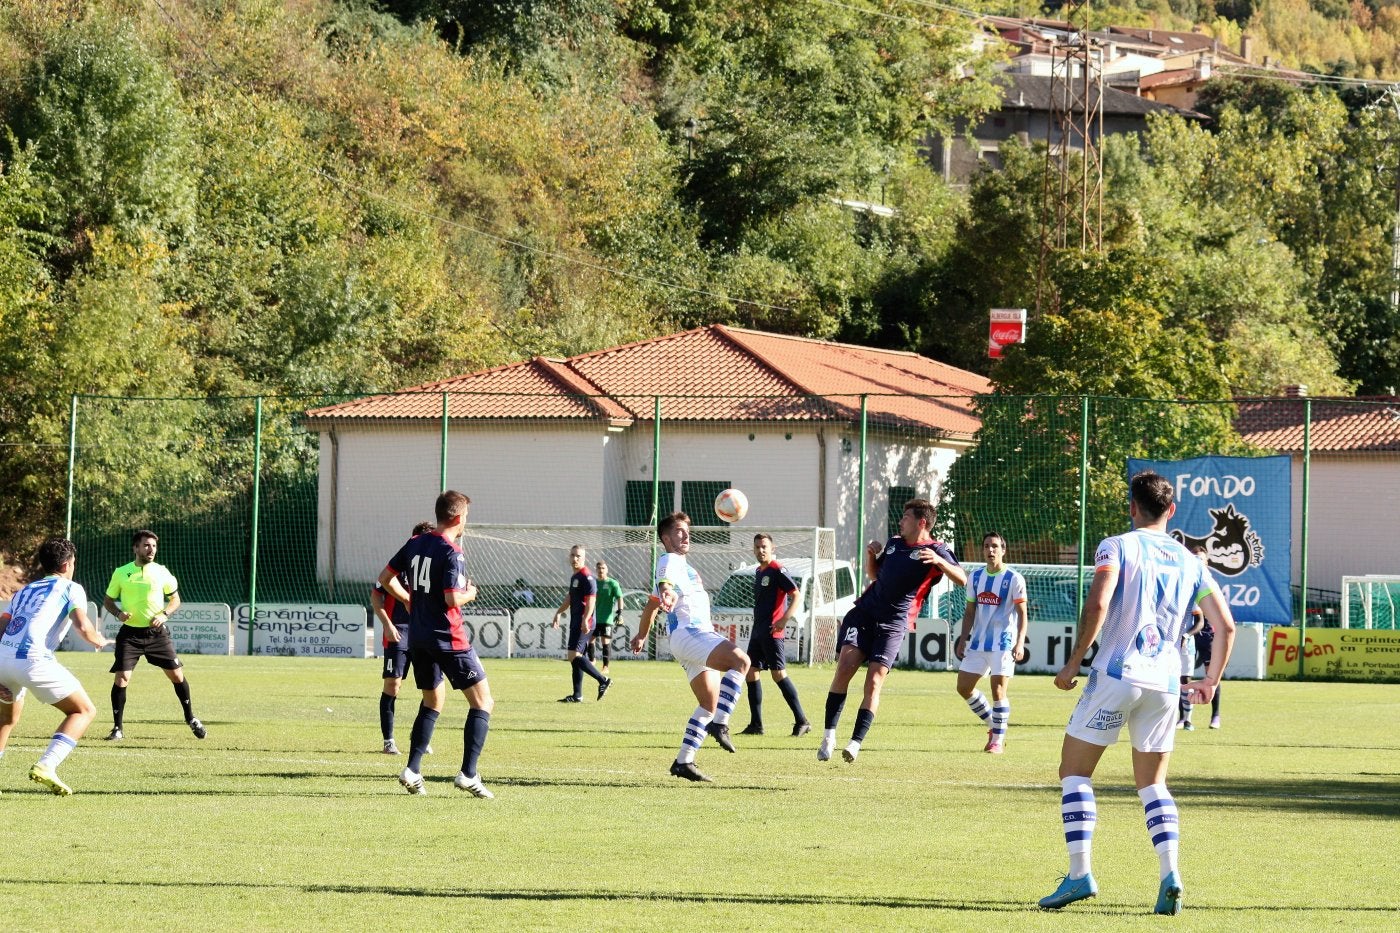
[709,558,860,663]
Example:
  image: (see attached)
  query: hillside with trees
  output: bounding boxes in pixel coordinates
[1,0,1399,551]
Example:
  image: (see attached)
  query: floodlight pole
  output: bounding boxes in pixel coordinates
[1076,395,1090,625]
[856,395,868,573]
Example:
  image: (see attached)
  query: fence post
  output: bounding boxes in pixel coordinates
[65,394,78,540]
[1075,395,1090,624]
[856,394,868,570]
[440,391,449,491]
[1298,398,1312,676]
[649,395,662,659]
[248,396,264,655]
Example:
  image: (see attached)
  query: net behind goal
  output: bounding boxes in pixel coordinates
[1341,576,1400,629]
[459,524,839,663]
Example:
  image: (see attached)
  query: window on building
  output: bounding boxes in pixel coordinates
[887,485,921,538]
[681,480,731,544]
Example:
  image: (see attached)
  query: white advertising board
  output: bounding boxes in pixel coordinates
[234,603,369,658]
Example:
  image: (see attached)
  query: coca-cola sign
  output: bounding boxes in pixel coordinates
[988,308,1027,358]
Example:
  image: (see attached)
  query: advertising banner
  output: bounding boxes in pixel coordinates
[1265,627,1400,679]
[87,603,232,655]
[900,618,1268,679]
[502,607,636,660]
[234,603,368,658]
[988,308,1027,359]
[1128,455,1292,624]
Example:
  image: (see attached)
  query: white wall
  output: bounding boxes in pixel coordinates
[1291,454,1400,594]
[316,420,970,589]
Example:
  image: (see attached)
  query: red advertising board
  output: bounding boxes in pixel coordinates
[989,308,1026,359]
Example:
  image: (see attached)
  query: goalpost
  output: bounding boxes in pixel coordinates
[457,524,839,663]
[1340,575,1400,630]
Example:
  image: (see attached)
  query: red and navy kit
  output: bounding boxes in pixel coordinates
[567,567,597,654]
[856,536,954,628]
[375,577,413,680]
[386,532,471,652]
[748,560,797,671]
[839,536,958,668]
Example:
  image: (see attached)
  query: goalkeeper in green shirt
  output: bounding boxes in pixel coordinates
[589,560,624,675]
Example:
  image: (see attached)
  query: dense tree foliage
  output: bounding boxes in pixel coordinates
[2,0,1400,552]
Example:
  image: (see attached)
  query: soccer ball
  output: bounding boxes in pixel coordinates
[714,487,748,524]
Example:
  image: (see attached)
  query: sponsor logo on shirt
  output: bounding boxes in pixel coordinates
[1136,625,1167,658]
[976,592,1002,605]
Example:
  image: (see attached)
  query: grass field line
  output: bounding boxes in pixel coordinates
[9,742,1398,804]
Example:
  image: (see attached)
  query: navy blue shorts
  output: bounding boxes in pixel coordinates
[836,606,905,669]
[411,643,487,691]
[746,627,787,672]
[567,620,591,654]
[381,627,410,680]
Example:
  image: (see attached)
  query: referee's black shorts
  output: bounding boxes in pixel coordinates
[110,624,183,673]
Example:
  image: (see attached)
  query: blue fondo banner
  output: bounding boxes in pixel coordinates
[1127,455,1292,624]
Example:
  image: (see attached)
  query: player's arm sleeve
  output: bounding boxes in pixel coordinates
[1094,537,1122,573]
[1012,573,1028,604]
[105,568,123,600]
[162,569,179,597]
[778,569,797,594]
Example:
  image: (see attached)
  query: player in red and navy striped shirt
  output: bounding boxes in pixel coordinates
[818,498,965,764]
[378,490,495,799]
[739,533,810,738]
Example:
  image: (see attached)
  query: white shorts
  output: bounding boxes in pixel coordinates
[1178,638,1196,678]
[959,648,1017,678]
[0,655,81,706]
[0,683,26,704]
[1065,670,1177,753]
[669,626,731,682]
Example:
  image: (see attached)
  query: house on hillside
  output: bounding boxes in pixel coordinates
[1235,393,1400,597]
[302,325,991,587]
[925,72,1203,186]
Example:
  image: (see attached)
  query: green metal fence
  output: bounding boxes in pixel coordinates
[61,392,1400,663]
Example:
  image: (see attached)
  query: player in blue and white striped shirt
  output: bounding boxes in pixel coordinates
[1038,472,1236,916]
[954,532,1028,754]
[0,538,111,795]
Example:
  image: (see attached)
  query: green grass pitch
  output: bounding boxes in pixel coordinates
[2,654,1397,931]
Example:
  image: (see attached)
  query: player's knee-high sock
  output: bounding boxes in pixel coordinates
[712,669,743,726]
[380,693,396,741]
[586,640,595,662]
[36,733,77,770]
[575,654,606,684]
[991,700,1010,744]
[746,679,763,728]
[851,708,875,744]
[777,677,807,724]
[823,691,846,744]
[407,706,439,773]
[172,680,195,722]
[111,685,127,729]
[1061,776,1097,878]
[1138,783,1180,880]
[965,689,991,723]
[600,638,611,666]
[570,658,584,698]
[1211,684,1221,718]
[462,708,490,778]
[678,706,713,764]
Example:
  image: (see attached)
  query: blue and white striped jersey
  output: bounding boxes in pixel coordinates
[1091,529,1214,692]
[964,567,1027,652]
[1,575,87,661]
[654,552,712,636]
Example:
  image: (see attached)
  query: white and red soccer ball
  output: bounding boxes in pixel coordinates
[714,487,749,524]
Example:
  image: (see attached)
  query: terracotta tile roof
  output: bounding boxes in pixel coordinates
[1235,398,1400,452]
[305,325,991,439]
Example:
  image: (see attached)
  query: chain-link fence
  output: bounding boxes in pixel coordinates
[63,392,1400,655]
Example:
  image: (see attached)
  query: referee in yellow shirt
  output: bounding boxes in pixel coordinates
[102,530,205,741]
